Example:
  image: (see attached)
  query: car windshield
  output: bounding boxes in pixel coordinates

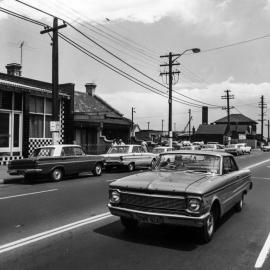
[107,146,129,154]
[31,147,55,157]
[201,144,215,149]
[152,148,165,154]
[154,153,221,174]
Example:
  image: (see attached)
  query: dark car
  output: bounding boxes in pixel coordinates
[108,150,252,243]
[8,144,104,182]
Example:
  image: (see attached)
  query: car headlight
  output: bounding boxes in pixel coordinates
[110,190,120,204]
[187,198,201,212]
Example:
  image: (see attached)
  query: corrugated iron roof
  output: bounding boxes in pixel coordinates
[196,124,227,135]
[214,114,257,124]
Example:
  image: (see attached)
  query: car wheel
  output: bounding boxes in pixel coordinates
[127,163,135,172]
[51,168,63,182]
[92,163,102,176]
[200,207,217,243]
[121,217,138,231]
[235,195,244,212]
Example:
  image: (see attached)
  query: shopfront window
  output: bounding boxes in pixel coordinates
[29,97,54,138]
[0,112,9,147]
[0,91,12,110]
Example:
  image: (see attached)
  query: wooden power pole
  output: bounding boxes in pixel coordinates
[41,17,67,144]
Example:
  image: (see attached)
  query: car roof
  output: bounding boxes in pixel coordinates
[160,150,232,157]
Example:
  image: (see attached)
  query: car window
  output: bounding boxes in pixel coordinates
[74,147,85,156]
[223,156,238,174]
[62,147,75,156]
[139,146,146,153]
[132,146,140,153]
[32,147,55,157]
[108,146,129,154]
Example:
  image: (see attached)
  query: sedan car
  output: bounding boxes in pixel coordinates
[8,145,104,182]
[102,144,156,172]
[261,144,270,152]
[201,144,225,152]
[108,151,252,243]
[225,144,244,156]
[152,146,174,155]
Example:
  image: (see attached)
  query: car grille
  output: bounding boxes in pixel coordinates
[119,192,186,213]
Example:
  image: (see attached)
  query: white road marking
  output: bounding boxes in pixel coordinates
[255,232,270,268]
[0,212,112,255]
[106,179,118,182]
[244,158,270,170]
[0,189,58,200]
[253,177,270,180]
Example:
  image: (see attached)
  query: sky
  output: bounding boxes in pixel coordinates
[1,0,270,136]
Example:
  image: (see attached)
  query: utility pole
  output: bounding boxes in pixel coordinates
[40,17,67,144]
[161,119,164,133]
[131,107,135,134]
[160,53,180,147]
[258,95,267,143]
[174,122,176,132]
[221,90,234,136]
[266,120,270,142]
[188,109,192,140]
[147,122,150,130]
[20,41,24,75]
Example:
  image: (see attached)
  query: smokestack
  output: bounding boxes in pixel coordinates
[202,106,208,125]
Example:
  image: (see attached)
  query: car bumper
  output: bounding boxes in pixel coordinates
[7,169,42,175]
[108,204,209,227]
[105,161,127,168]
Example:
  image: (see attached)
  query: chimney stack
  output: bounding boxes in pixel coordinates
[202,106,208,125]
[85,83,96,96]
[6,63,22,76]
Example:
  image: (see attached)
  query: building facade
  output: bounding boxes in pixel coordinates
[0,64,74,165]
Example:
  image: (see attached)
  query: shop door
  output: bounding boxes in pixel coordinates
[0,112,11,153]
[12,113,22,152]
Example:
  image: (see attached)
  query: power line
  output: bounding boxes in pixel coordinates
[14,0,221,108]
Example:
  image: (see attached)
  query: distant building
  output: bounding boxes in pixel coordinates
[194,124,227,144]
[73,83,132,154]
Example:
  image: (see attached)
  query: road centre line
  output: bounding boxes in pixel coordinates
[252,177,270,180]
[244,158,270,170]
[0,189,58,200]
[0,212,112,255]
[255,232,270,268]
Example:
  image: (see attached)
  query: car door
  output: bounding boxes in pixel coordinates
[131,146,143,166]
[74,146,89,173]
[221,156,244,212]
[61,146,78,175]
[139,146,153,166]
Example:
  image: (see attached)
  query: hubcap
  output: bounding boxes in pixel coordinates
[96,166,101,175]
[207,213,214,236]
[54,170,61,180]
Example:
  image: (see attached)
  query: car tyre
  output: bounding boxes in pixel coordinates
[200,207,218,243]
[121,217,138,231]
[51,168,63,182]
[92,163,102,176]
[127,163,135,172]
[235,195,244,212]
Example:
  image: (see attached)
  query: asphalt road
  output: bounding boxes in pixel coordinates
[1,150,270,270]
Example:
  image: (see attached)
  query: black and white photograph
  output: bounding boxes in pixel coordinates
[0,0,270,269]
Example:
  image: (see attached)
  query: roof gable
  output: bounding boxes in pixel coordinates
[214,114,257,124]
[196,124,227,135]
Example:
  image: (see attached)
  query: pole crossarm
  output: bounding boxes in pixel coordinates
[40,22,67,34]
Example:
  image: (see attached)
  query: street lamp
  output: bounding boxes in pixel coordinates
[160,48,200,147]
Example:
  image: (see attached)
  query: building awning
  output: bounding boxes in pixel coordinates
[0,79,70,99]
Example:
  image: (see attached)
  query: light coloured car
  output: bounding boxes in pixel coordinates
[237,143,251,154]
[262,144,270,152]
[152,146,174,155]
[201,144,225,152]
[108,151,252,243]
[102,145,156,172]
[225,144,244,156]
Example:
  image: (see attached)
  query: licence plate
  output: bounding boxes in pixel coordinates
[136,214,163,225]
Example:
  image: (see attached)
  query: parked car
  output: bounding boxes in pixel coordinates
[8,145,104,182]
[237,143,251,154]
[108,150,252,243]
[225,144,244,156]
[261,143,270,152]
[201,144,225,152]
[102,144,156,172]
[152,146,174,155]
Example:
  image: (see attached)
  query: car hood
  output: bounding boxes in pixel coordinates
[110,171,215,193]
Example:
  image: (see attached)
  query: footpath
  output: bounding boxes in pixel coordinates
[0,165,23,184]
